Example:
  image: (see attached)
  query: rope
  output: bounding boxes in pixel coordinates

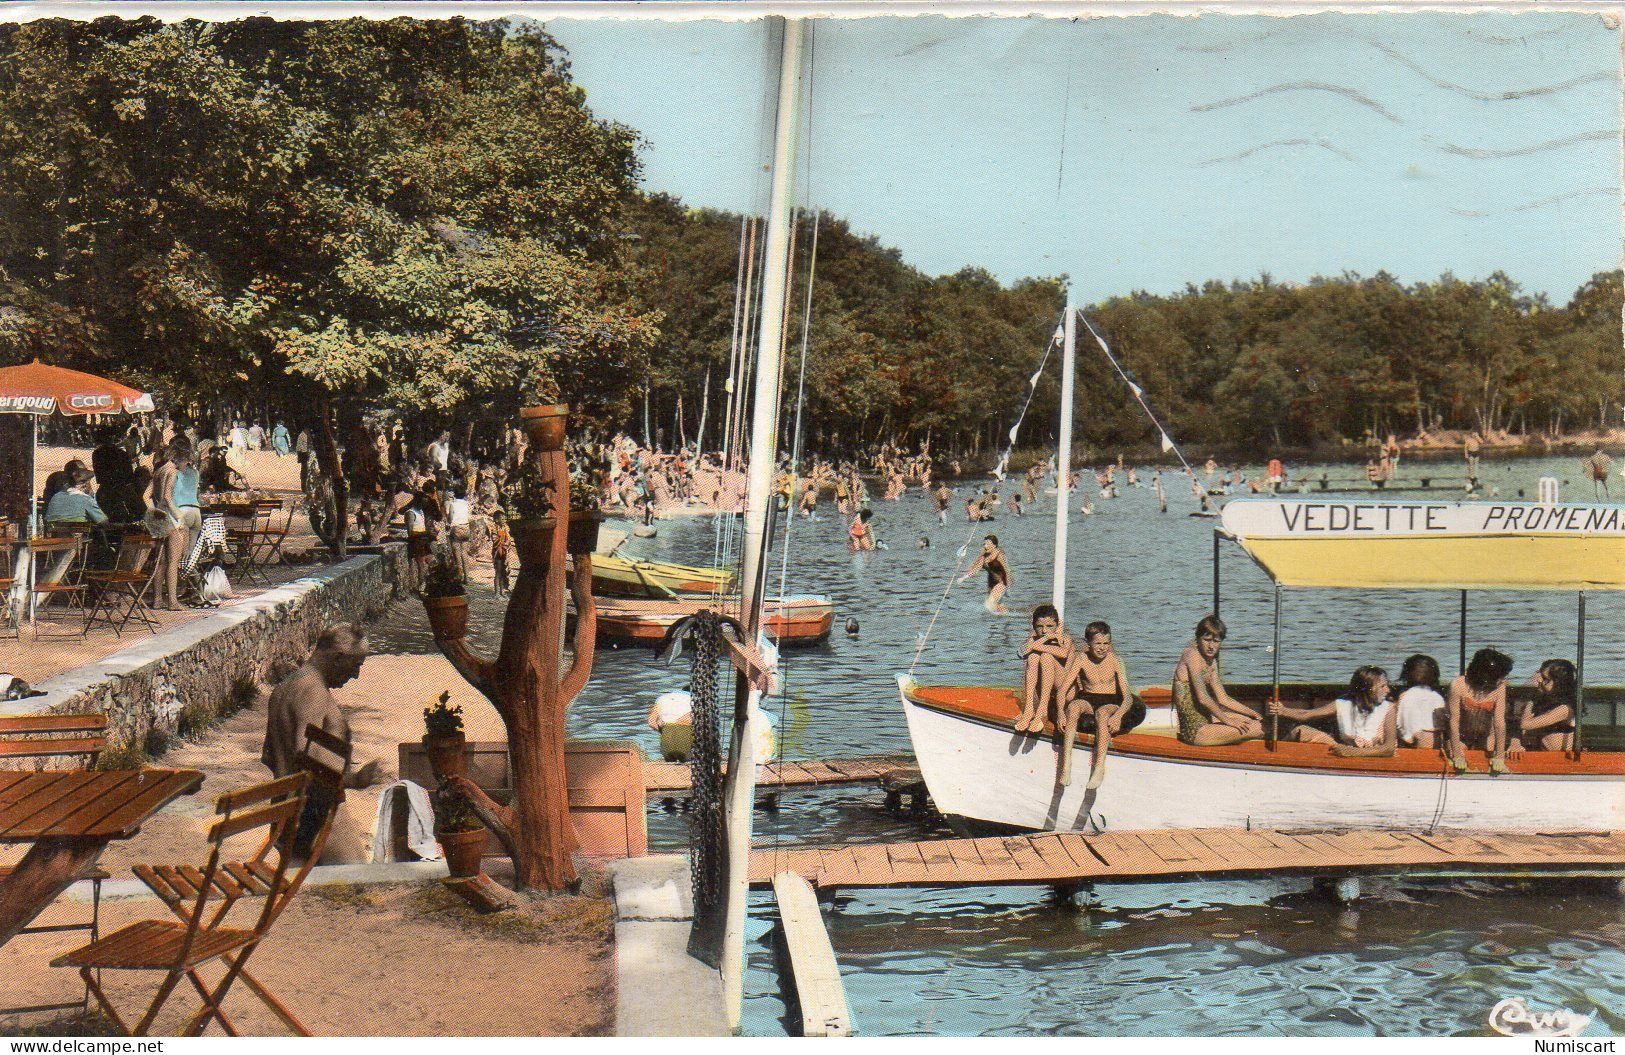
[911,311,1061,668]
[1076,311,1201,481]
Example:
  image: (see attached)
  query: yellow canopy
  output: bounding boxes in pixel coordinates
[1221,499,1625,591]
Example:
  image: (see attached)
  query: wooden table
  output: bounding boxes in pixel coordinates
[0,769,203,947]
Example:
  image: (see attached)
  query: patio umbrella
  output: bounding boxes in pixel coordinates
[0,360,154,621]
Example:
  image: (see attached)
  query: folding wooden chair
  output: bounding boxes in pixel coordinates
[26,535,89,638]
[0,713,110,1016]
[53,769,319,1036]
[124,724,350,1036]
[82,533,161,636]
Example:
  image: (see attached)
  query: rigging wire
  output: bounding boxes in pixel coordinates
[909,313,1065,672]
[1076,311,1201,481]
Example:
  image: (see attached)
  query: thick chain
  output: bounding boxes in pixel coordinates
[685,610,725,962]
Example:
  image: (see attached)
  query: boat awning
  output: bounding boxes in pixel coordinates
[1219,498,1625,591]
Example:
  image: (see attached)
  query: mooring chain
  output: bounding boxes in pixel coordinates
[686,610,725,939]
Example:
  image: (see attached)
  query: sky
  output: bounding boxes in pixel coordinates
[544,12,1622,305]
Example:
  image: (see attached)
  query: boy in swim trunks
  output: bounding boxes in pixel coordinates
[1059,621,1145,788]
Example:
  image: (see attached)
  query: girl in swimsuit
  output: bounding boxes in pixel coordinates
[1445,647,1513,774]
[1060,621,1146,789]
[959,534,1010,613]
[1172,614,1264,746]
[1509,658,1577,756]
[848,508,875,551]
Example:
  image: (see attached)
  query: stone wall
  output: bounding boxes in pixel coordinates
[5,544,410,763]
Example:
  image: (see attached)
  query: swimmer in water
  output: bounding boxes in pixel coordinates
[845,617,860,637]
[848,507,876,551]
[917,534,930,549]
[959,534,1010,613]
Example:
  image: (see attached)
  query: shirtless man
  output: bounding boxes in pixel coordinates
[1171,614,1264,745]
[261,625,383,859]
[934,482,951,524]
[959,534,1010,613]
[1019,604,1071,734]
[1059,621,1145,788]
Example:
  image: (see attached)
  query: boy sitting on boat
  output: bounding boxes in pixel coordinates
[1172,615,1265,745]
[1059,621,1146,789]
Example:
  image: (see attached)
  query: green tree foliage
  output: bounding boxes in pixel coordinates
[0,17,659,431]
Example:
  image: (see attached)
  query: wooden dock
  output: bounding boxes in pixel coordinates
[749,827,1625,890]
[645,753,915,797]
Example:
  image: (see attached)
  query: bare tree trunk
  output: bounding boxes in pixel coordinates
[315,396,348,561]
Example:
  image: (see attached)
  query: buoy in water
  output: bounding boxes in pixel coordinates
[633,525,657,538]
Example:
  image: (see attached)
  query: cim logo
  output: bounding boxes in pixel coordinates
[67,393,114,410]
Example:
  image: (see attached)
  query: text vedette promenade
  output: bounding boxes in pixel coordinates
[1278,504,1625,533]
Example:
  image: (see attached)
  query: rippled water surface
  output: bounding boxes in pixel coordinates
[394,455,1625,1036]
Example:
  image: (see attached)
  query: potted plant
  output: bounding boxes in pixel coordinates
[519,403,569,452]
[431,783,486,879]
[567,474,603,555]
[422,690,467,781]
[420,549,468,641]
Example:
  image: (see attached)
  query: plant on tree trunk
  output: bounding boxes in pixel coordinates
[423,404,597,893]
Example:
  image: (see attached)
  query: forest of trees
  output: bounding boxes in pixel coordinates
[0,17,1618,463]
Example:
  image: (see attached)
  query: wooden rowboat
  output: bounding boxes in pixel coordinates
[590,553,737,599]
[590,594,834,648]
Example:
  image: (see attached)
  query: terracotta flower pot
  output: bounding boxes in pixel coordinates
[422,594,468,642]
[567,511,602,555]
[512,517,558,569]
[422,730,468,781]
[437,826,486,878]
[519,404,569,452]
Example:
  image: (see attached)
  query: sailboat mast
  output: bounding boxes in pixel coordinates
[720,14,804,1031]
[1052,291,1076,620]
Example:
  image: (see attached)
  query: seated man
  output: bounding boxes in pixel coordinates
[43,465,108,527]
[261,624,383,861]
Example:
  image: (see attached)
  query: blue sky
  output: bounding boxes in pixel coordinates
[545,13,1621,304]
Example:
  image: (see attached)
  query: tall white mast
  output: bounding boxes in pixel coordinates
[1052,291,1076,620]
[720,15,803,1031]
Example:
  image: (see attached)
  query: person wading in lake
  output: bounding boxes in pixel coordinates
[1585,449,1612,499]
[959,534,1010,613]
[261,625,383,860]
[934,481,951,524]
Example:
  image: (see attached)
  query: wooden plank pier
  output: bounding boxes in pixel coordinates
[645,753,916,797]
[749,827,1625,891]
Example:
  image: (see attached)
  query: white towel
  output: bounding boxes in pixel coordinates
[370,780,442,863]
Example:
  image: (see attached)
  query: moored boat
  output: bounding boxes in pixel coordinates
[900,677,1625,834]
[590,552,738,598]
[591,594,834,648]
[903,495,1625,834]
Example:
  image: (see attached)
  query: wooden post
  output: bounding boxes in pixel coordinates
[1575,591,1586,760]
[427,406,597,893]
[1268,584,1280,751]
[1458,590,1467,673]
[1211,529,1221,618]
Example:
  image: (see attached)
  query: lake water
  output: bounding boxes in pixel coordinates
[437,454,1625,1037]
